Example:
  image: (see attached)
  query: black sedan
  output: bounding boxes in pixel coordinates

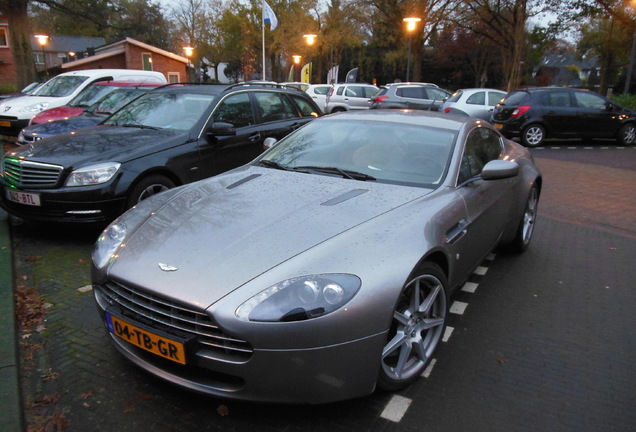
[0,83,321,223]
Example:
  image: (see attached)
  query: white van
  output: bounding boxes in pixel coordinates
[0,69,167,136]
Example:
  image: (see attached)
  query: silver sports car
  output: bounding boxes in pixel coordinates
[92,110,541,404]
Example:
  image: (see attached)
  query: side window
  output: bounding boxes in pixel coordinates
[313,86,330,95]
[212,93,255,128]
[458,127,503,184]
[574,92,607,110]
[397,87,424,99]
[488,92,506,106]
[290,94,319,117]
[363,87,378,97]
[336,86,345,96]
[542,91,572,107]
[426,88,449,101]
[253,92,298,122]
[466,91,486,105]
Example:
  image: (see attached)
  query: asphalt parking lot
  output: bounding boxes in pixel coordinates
[2,142,635,432]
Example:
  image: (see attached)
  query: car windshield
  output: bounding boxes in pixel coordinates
[34,76,88,97]
[104,91,215,131]
[259,119,456,188]
[89,88,148,115]
[447,90,463,103]
[69,85,119,108]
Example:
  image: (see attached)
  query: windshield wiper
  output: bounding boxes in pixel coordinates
[292,166,376,181]
[257,160,289,171]
[119,123,161,130]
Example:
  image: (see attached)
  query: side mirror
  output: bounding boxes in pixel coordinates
[263,137,278,150]
[481,160,519,180]
[207,122,236,137]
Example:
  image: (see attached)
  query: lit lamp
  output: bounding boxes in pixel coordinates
[403,17,421,82]
[303,34,317,45]
[68,51,76,61]
[183,46,194,82]
[292,55,302,64]
[35,34,49,78]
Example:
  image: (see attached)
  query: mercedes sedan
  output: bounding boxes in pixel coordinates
[92,110,542,404]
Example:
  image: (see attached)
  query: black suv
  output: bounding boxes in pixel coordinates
[369,82,450,111]
[491,87,636,147]
[0,83,321,223]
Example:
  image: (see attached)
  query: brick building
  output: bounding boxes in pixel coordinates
[62,37,189,84]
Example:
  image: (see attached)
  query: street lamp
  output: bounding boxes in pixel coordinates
[35,34,49,78]
[303,34,317,45]
[403,17,421,82]
[183,46,194,82]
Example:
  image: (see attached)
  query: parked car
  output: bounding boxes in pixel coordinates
[280,82,309,92]
[441,88,507,121]
[369,82,450,111]
[0,69,167,136]
[16,83,162,145]
[29,80,165,125]
[325,83,379,113]
[491,87,636,147]
[0,81,44,101]
[92,110,541,404]
[305,83,332,112]
[0,83,321,223]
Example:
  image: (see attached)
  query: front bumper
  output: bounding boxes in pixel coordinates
[0,117,30,137]
[93,284,385,404]
[0,182,125,223]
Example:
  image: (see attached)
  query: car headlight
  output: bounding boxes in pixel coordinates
[65,162,120,187]
[93,220,127,269]
[236,274,361,322]
[19,102,50,113]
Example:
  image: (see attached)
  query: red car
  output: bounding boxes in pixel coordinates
[29,81,165,125]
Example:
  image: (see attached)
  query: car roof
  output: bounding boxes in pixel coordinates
[383,82,439,88]
[319,108,473,129]
[93,81,164,87]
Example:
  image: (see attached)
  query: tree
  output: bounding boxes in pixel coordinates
[1,0,38,88]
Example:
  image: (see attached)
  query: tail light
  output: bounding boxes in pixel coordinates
[373,96,389,103]
[444,107,451,113]
[511,105,530,118]
[328,88,334,97]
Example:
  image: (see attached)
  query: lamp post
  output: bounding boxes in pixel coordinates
[35,34,49,78]
[403,17,421,82]
[302,34,317,83]
[183,46,194,82]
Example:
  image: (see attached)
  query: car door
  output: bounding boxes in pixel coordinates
[449,127,514,282]
[572,91,615,138]
[252,91,309,140]
[197,91,263,176]
[343,85,375,110]
[395,86,429,109]
[539,90,579,137]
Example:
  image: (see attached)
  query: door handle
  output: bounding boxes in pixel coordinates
[446,219,468,244]
[248,132,261,142]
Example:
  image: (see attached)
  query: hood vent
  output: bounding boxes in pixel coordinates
[321,189,368,206]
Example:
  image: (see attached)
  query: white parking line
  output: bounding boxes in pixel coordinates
[381,395,412,423]
[443,326,454,342]
[462,281,479,293]
[474,266,488,276]
[423,358,437,378]
[450,301,468,315]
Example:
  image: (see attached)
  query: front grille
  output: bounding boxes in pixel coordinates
[98,281,253,362]
[3,157,63,188]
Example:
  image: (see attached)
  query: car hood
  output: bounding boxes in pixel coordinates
[14,125,186,167]
[22,115,105,139]
[108,167,432,309]
[31,106,85,124]
[0,95,66,114]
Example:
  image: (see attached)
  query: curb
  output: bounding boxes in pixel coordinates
[0,209,24,432]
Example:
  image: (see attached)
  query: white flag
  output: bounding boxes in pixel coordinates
[264,1,278,30]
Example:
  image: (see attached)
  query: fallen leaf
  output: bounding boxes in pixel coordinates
[217,404,230,416]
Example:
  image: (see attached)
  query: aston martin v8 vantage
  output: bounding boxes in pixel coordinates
[92,110,542,404]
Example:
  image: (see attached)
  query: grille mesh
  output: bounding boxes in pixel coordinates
[3,157,63,188]
[98,281,253,361]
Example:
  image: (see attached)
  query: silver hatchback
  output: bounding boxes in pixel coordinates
[441,88,507,121]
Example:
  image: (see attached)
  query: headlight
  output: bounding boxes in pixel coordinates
[236,274,361,322]
[93,220,127,269]
[19,102,50,113]
[65,162,120,187]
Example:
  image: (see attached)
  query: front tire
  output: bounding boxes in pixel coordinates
[617,123,635,146]
[126,175,175,209]
[510,184,539,253]
[521,124,545,147]
[378,263,448,391]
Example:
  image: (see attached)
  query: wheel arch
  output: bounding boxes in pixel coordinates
[127,168,184,194]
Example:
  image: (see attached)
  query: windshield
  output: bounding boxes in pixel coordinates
[69,85,119,108]
[259,119,456,188]
[104,91,215,131]
[89,88,149,114]
[34,76,88,97]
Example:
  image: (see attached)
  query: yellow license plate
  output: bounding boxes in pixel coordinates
[107,313,187,365]
[0,120,11,127]
[494,123,503,129]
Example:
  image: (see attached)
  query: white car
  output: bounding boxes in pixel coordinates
[441,88,507,121]
[0,69,166,136]
[305,84,332,112]
[325,83,379,113]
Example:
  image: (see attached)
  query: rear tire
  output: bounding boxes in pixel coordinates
[617,123,635,146]
[126,175,175,209]
[521,124,545,147]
